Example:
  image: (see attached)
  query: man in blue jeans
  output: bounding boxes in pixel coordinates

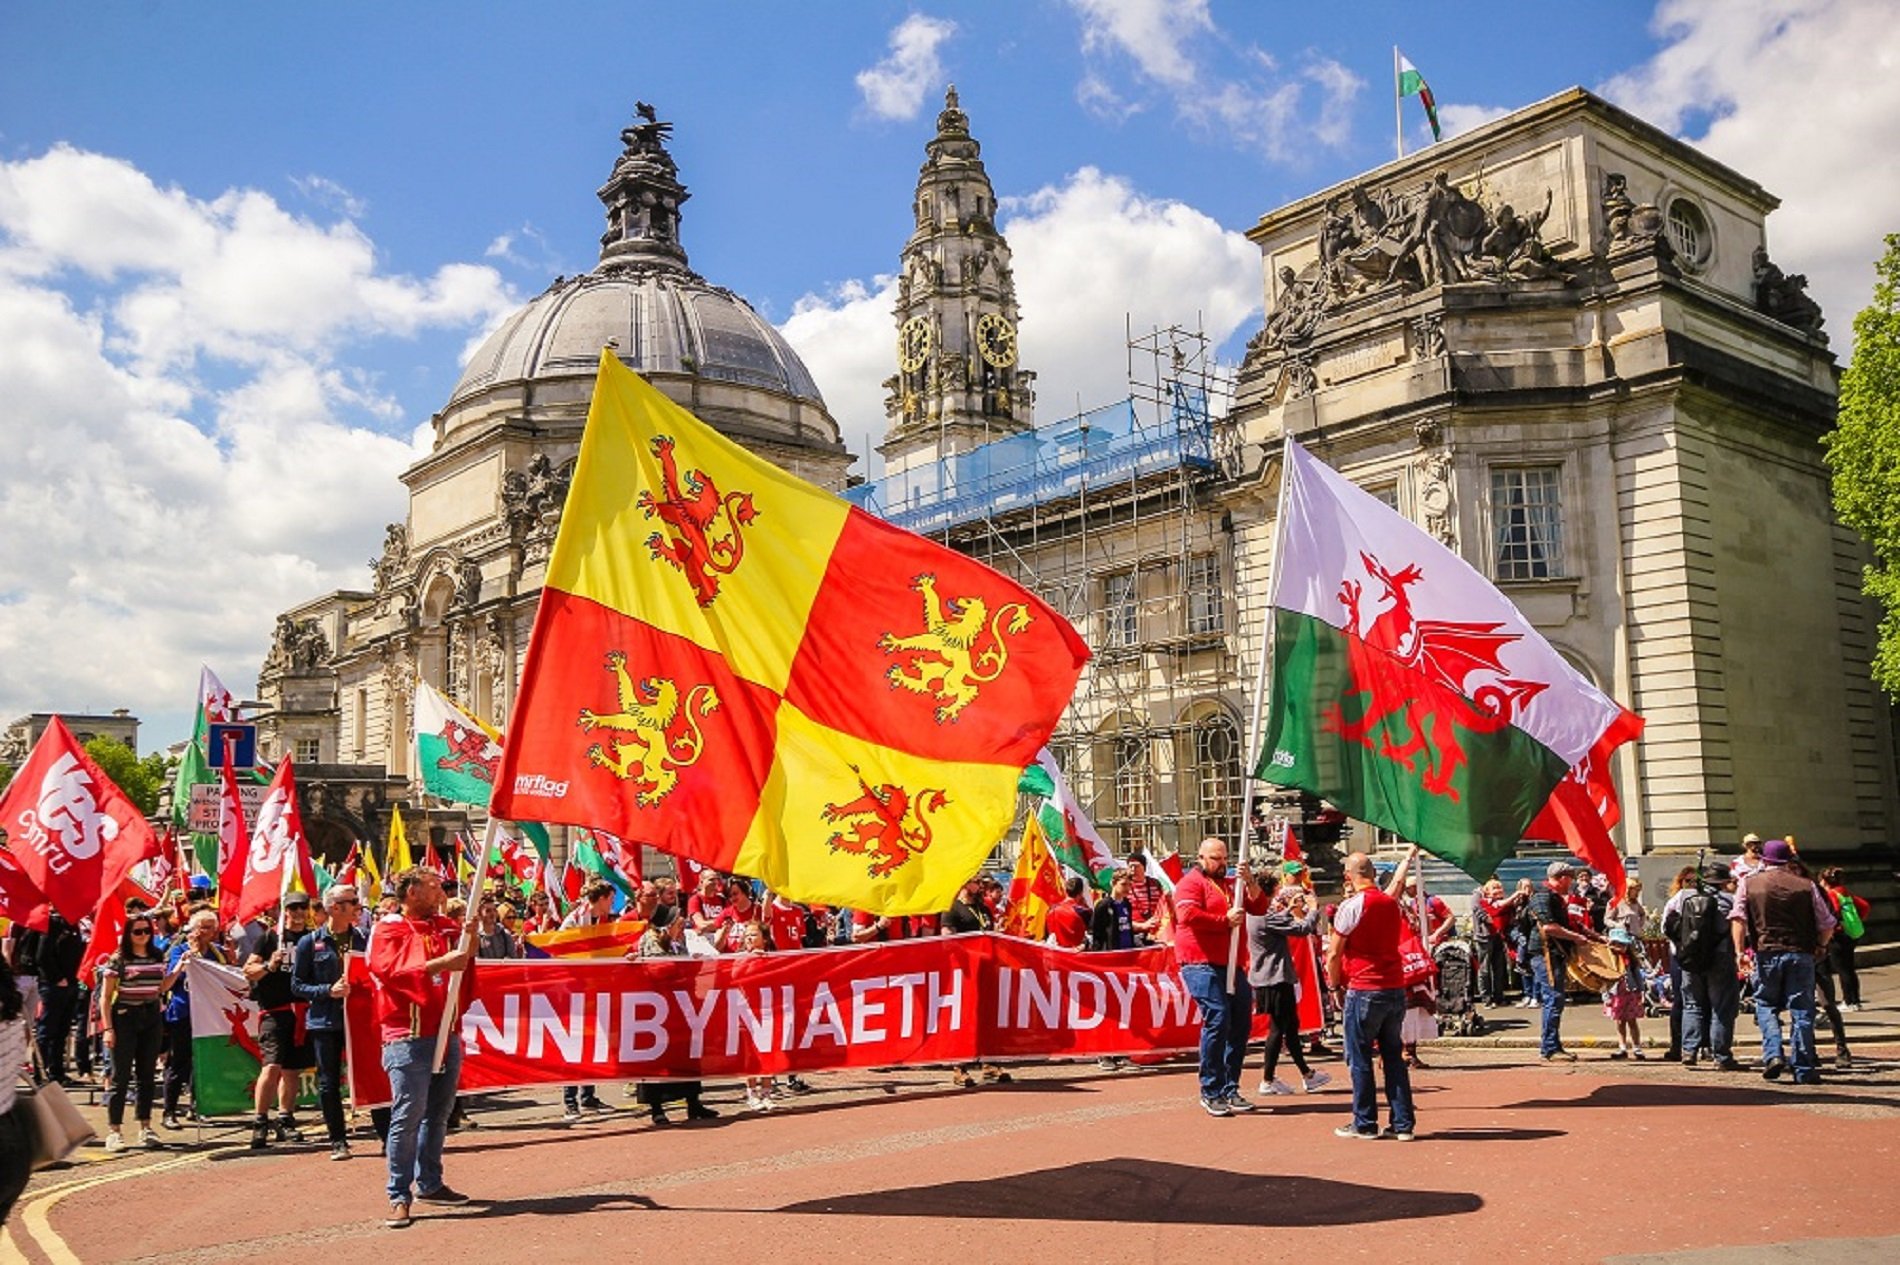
[1170,837,1268,1116]
[1527,862,1601,1061]
[1731,839,1834,1084]
[1325,850,1415,1140]
[368,868,475,1228]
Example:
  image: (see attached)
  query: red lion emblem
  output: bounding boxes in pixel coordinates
[637,435,758,607]
[435,720,499,782]
[1321,551,1548,802]
[822,767,951,879]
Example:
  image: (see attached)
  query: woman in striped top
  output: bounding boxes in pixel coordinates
[99,914,186,1152]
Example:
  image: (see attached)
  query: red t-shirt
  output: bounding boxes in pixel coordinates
[717,903,760,950]
[768,901,806,952]
[368,913,468,1044]
[1335,887,1405,991]
[687,893,727,929]
[1046,900,1089,948]
[853,911,913,941]
[1169,867,1268,967]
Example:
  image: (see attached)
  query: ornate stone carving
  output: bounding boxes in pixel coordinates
[1601,172,1667,252]
[598,102,691,265]
[1412,312,1447,359]
[264,615,330,675]
[1285,353,1318,399]
[1245,170,1577,366]
[370,523,408,594]
[455,558,483,609]
[502,453,573,565]
[474,615,508,682]
[1414,417,1443,448]
[380,653,414,713]
[1752,245,1825,335]
[1414,448,1456,548]
[447,628,470,704]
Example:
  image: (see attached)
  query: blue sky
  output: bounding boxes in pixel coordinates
[2,0,1893,750]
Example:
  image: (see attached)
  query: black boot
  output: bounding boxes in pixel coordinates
[250,1117,271,1150]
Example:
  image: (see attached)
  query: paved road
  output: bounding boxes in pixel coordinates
[9,967,1898,1263]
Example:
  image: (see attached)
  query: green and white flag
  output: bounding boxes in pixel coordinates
[413,679,552,857]
[1257,439,1640,880]
[185,957,316,1117]
[1018,749,1118,889]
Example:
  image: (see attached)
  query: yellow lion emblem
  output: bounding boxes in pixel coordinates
[577,651,721,806]
[877,573,1032,724]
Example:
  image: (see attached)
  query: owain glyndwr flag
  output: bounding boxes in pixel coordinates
[495,353,1089,915]
[1259,440,1642,884]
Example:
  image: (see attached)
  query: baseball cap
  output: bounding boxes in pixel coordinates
[1742,833,1762,847]
[284,893,312,909]
[1546,861,1577,880]
[1761,839,1795,866]
[1281,860,1307,876]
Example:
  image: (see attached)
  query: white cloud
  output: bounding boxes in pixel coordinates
[289,173,367,219]
[780,168,1259,478]
[1063,1,1363,162]
[1603,0,1900,347]
[0,146,516,742]
[1434,102,1512,141]
[855,15,958,122]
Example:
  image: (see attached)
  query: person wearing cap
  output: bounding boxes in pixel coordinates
[242,897,315,1149]
[1730,839,1835,1084]
[1730,833,1765,883]
[294,883,369,1160]
[1527,861,1605,1062]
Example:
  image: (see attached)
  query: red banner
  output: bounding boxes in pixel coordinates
[346,933,1299,1108]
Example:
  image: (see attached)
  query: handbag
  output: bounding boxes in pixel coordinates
[26,1081,96,1169]
[1837,895,1865,941]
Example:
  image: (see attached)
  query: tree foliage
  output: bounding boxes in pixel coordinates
[81,737,170,818]
[1825,232,1900,699]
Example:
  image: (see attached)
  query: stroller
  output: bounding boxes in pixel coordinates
[1432,937,1487,1036]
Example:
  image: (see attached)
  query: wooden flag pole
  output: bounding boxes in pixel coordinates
[432,817,497,1074]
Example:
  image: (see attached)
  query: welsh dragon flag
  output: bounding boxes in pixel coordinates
[1258,439,1642,885]
[413,680,551,857]
[185,957,316,1117]
[1018,749,1117,889]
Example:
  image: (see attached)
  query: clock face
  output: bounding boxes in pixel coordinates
[976,313,1017,368]
[898,316,933,372]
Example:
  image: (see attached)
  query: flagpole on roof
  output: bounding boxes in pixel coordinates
[1394,46,1404,160]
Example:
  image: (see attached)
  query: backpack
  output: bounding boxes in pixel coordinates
[1837,893,1865,941]
[1674,889,1722,972]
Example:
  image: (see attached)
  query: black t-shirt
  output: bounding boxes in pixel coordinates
[942,897,992,935]
[1527,887,1571,965]
[247,930,295,1010]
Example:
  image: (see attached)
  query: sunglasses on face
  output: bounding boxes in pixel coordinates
[130,927,153,936]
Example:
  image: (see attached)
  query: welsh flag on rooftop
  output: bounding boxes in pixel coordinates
[1256,439,1642,887]
[1397,50,1441,142]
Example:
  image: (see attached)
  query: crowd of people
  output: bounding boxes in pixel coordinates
[0,829,1881,1228]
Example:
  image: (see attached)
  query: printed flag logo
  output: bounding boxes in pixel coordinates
[640,434,758,606]
[880,573,1034,724]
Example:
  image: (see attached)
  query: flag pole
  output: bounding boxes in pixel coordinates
[1228,440,1296,991]
[1394,47,1404,160]
[432,816,497,1074]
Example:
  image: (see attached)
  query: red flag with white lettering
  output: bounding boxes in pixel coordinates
[236,756,317,926]
[216,756,249,928]
[0,716,159,923]
[0,843,51,931]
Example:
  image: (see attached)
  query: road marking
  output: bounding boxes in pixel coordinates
[13,1147,235,1263]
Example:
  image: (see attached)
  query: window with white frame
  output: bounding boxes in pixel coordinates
[1366,483,1400,512]
[1491,465,1566,581]
[294,736,321,764]
[1103,570,1139,647]
[1193,711,1243,844]
[1185,552,1224,636]
[1113,735,1153,824]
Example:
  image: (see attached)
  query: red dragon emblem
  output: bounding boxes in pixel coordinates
[822,767,951,879]
[435,720,499,782]
[222,1001,265,1064]
[1321,551,1549,802]
[638,434,758,607]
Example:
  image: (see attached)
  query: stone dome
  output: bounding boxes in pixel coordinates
[437,108,846,468]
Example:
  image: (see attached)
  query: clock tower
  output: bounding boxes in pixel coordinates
[880,86,1035,476]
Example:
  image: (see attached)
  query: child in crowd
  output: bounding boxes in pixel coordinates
[1603,925,1646,1058]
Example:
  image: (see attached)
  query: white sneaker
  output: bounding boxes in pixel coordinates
[744,1092,767,1112]
[105,1130,125,1153]
[1258,1078,1295,1096]
[1302,1071,1333,1093]
[139,1126,160,1148]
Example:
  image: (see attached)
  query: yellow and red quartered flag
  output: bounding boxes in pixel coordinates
[493,351,1089,915]
[1001,812,1065,941]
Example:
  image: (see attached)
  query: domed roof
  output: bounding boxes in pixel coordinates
[448,266,826,410]
[441,106,841,461]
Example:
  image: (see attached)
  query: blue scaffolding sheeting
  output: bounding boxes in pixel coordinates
[845,386,1216,534]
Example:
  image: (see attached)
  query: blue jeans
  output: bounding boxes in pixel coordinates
[382,1036,463,1204]
[1530,953,1565,1056]
[1682,962,1739,1061]
[1180,963,1252,1101]
[1754,950,1818,1082]
[1342,988,1413,1135]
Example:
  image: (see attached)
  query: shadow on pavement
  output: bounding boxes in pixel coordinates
[1422,1127,1565,1142]
[1502,1081,1900,1112]
[451,1191,663,1219]
[772,1158,1482,1225]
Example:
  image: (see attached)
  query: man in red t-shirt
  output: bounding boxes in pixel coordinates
[766,895,808,953]
[851,910,913,943]
[1172,837,1269,1116]
[1325,850,1416,1141]
[368,867,475,1226]
[1045,877,1091,949]
[685,871,728,934]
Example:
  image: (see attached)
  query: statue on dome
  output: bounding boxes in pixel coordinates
[621,101,674,155]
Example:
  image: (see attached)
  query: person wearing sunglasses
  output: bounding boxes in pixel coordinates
[98,911,189,1151]
[293,884,370,1160]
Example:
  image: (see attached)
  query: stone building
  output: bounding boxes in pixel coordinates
[256,107,849,861]
[852,87,1897,878]
[1,709,140,763]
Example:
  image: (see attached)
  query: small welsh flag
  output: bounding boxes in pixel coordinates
[1397,50,1440,141]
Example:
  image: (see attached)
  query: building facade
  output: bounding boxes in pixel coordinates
[2,710,140,764]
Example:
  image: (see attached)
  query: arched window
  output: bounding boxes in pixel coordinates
[1193,710,1243,844]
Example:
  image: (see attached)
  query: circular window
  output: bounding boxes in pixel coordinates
[1665,198,1713,270]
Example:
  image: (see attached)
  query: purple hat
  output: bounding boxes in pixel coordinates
[1761,839,1795,866]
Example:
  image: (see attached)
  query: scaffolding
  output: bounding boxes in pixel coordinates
[847,320,1265,859]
